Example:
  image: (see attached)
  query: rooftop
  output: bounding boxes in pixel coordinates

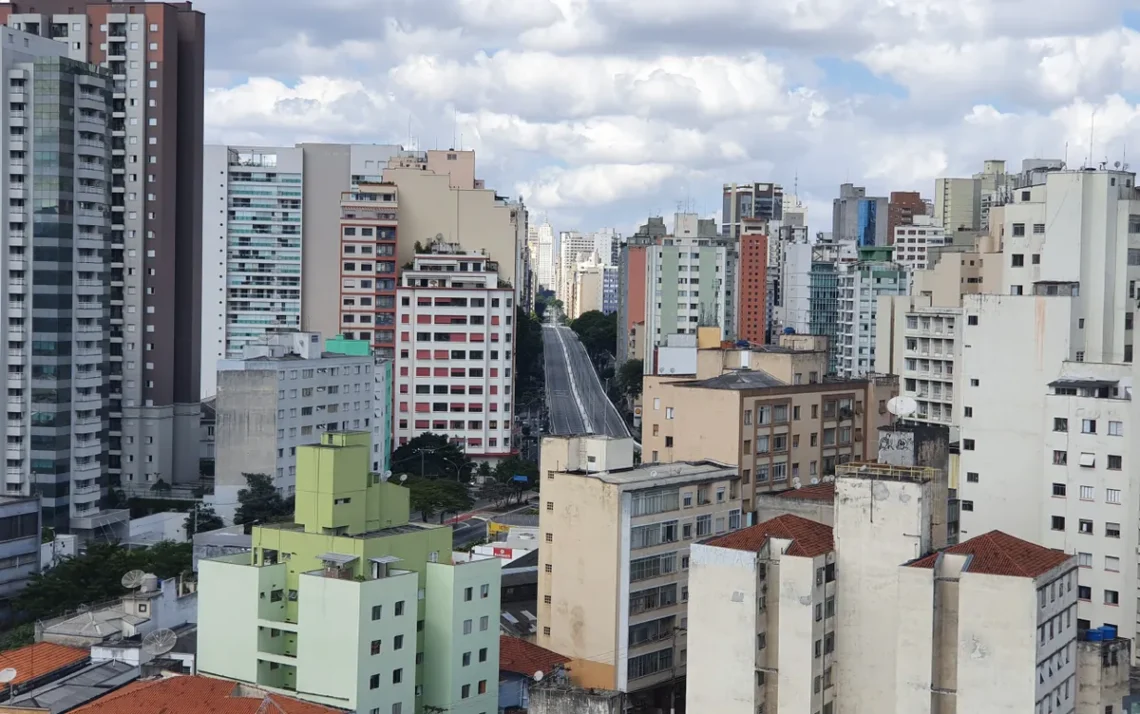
[0,643,89,687]
[5,659,137,714]
[584,460,737,489]
[680,369,784,390]
[775,482,835,502]
[257,521,433,539]
[499,636,569,678]
[704,514,834,558]
[70,675,346,714]
[907,530,1073,578]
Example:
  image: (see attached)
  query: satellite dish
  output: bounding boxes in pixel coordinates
[142,628,178,656]
[0,668,17,684]
[533,670,544,682]
[121,570,147,589]
[792,477,802,489]
[1115,161,1122,169]
[810,477,820,485]
[649,470,658,478]
[399,474,408,483]
[886,396,917,418]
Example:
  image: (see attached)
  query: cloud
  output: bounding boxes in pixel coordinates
[196,0,1140,231]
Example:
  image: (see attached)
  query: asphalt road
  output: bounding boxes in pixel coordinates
[452,517,488,548]
[542,324,630,439]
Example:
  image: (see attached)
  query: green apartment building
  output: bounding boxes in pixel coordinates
[198,431,500,714]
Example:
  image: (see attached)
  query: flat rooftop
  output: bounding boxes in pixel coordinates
[585,460,737,488]
[257,521,438,539]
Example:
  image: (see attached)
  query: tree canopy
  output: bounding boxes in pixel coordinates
[15,540,192,622]
[478,455,539,507]
[513,307,544,404]
[184,504,225,539]
[570,310,617,363]
[617,358,645,400]
[233,473,293,533]
[390,433,475,481]
[407,478,474,523]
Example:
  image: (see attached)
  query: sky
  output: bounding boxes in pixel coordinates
[197,0,1140,237]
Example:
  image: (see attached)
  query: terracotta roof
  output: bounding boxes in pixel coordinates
[704,514,833,558]
[907,530,1073,578]
[0,642,88,686]
[775,482,835,502]
[499,636,569,677]
[70,675,345,714]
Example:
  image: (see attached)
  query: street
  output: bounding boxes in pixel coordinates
[542,324,630,438]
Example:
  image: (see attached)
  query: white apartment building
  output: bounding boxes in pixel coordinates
[891,215,946,273]
[0,30,123,537]
[211,332,375,518]
[556,231,594,306]
[687,514,836,714]
[569,254,618,318]
[534,223,555,291]
[201,146,304,397]
[394,249,515,459]
[687,461,1081,714]
[642,236,729,354]
[537,436,742,706]
[782,240,814,335]
[835,257,908,379]
[337,184,399,358]
[875,295,962,430]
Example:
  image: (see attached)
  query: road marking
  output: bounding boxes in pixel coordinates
[553,326,594,434]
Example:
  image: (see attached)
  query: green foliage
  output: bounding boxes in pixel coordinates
[234,473,292,533]
[101,488,127,510]
[479,456,539,507]
[390,433,475,481]
[150,479,171,493]
[0,623,33,650]
[570,310,617,362]
[513,307,544,403]
[15,540,192,622]
[183,504,225,539]
[407,478,474,523]
[617,358,645,399]
[41,527,54,544]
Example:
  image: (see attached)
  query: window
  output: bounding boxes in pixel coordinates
[964,406,973,417]
[1053,417,1068,432]
[1106,556,1120,572]
[962,439,975,450]
[1105,590,1119,606]
[1109,420,1123,436]
[967,315,978,326]
[462,652,471,666]
[1107,488,1122,504]
[1051,516,1065,531]
[1108,455,1122,470]
[1012,223,1025,237]
[966,472,979,483]
[1078,585,1091,601]
[1011,254,1024,267]
[463,619,472,634]
[478,680,487,694]
[1079,485,1094,500]
[371,639,381,655]
[1082,419,1097,434]
[481,583,489,598]
[961,500,974,511]
[1077,552,1092,567]
[1078,519,1093,534]
[464,587,473,602]
[371,605,382,620]
[1053,450,1067,465]
[480,615,489,630]
[461,684,470,699]
[395,600,405,616]
[1106,522,1121,538]
[1052,482,1067,497]
[393,635,404,650]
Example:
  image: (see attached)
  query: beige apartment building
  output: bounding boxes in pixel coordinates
[536,435,741,711]
[642,337,895,514]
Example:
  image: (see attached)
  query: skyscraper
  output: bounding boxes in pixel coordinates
[0,1,207,529]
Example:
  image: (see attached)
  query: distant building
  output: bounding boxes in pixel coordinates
[933,177,981,233]
[68,674,346,714]
[833,183,889,247]
[0,496,41,622]
[499,635,569,711]
[835,246,909,379]
[198,431,502,714]
[38,574,197,649]
[887,190,927,242]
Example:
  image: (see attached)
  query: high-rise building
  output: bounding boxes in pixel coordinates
[0,29,118,534]
[886,190,926,242]
[722,182,783,239]
[537,435,741,708]
[888,215,946,273]
[337,184,399,359]
[198,430,502,714]
[533,222,555,291]
[0,1,208,527]
[201,146,304,398]
[394,247,515,459]
[875,295,962,430]
[568,254,617,319]
[933,177,981,233]
[833,183,888,247]
[738,222,768,344]
[556,231,593,306]
[835,246,908,379]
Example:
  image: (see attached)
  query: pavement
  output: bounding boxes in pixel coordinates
[450,501,535,549]
[542,324,630,438]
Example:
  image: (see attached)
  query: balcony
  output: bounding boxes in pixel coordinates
[70,508,130,531]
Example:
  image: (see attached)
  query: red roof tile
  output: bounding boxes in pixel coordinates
[0,642,88,686]
[499,636,569,677]
[704,514,834,558]
[775,483,835,502]
[70,675,346,714]
[907,530,1073,578]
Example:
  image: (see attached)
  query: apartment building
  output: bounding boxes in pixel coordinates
[722,181,784,239]
[642,336,895,515]
[738,221,768,344]
[832,183,888,247]
[934,177,981,232]
[0,31,121,535]
[201,146,303,397]
[1,0,208,509]
[891,215,946,272]
[394,248,515,459]
[875,294,962,430]
[212,332,376,514]
[338,184,400,359]
[642,231,730,365]
[199,431,501,714]
[568,253,617,318]
[533,223,555,290]
[886,190,927,241]
[325,334,393,475]
[536,436,741,710]
[835,247,908,379]
[687,514,836,714]
[556,231,593,306]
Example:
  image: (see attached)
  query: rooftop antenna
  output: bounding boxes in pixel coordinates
[886,396,918,423]
[121,570,147,590]
[452,108,457,150]
[1088,108,1098,168]
[142,628,178,657]
[0,668,17,690]
[533,670,545,683]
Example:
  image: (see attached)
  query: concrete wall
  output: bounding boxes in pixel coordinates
[129,512,188,544]
[1076,638,1130,714]
[214,369,278,492]
[754,493,834,527]
[894,565,936,714]
[529,686,624,714]
[196,555,280,686]
[777,550,830,714]
[956,573,1040,712]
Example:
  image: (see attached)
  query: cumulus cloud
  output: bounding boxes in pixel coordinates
[196,0,1140,228]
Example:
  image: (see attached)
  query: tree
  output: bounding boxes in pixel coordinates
[513,307,544,404]
[233,473,292,533]
[390,433,475,481]
[617,358,645,400]
[14,540,192,622]
[570,310,617,363]
[477,480,513,508]
[150,479,171,494]
[184,504,225,539]
[492,455,539,505]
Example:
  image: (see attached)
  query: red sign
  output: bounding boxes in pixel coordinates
[493,547,513,559]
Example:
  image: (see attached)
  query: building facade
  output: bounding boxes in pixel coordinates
[934,177,981,233]
[833,183,888,247]
[875,295,962,429]
[722,181,783,239]
[536,436,741,711]
[337,183,400,359]
[199,431,501,714]
[835,248,908,380]
[886,190,927,243]
[1,0,208,511]
[891,215,946,273]
[738,226,768,344]
[394,248,515,459]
